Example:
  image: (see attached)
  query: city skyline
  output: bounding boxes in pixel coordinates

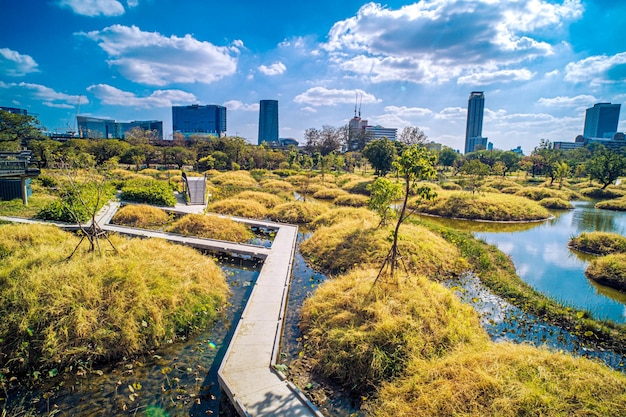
[1,0,625,154]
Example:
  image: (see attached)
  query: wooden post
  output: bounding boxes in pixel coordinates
[21,176,28,205]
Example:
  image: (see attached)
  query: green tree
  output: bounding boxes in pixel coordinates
[88,139,130,166]
[586,147,626,189]
[460,159,490,194]
[532,139,563,185]
[398,126,428,146]
[0,110,45,150]
[368,177,403,227]
[437,146,459,169]
[554,161,571,189]
[362,138,397,176]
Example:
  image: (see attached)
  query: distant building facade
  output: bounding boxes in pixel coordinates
[464,91,486,154]
[258,100,279,145]
[77,116,163,140]
[1,106,28,115]
[583,103,621,139]
[364,125,397,141]
[172,104,227,139]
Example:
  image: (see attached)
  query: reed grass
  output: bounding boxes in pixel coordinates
[585,253,626,291]
[167,213,253,242]
[0,224,228,379]
[333,194,370,207]
[207,198,268,219]
[410,190,550,221]
[111,204,170,228]
[596,197,626,211]
[268,201,328,224]
[569,231,626,255]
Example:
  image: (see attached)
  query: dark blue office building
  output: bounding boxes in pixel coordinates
[258,100,279,145]
[173,104,227,138]
[583,103,621,139]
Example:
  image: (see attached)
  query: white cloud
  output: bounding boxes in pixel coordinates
[0,48,39,76]
[293,87,380,107]
[322,0,582,84]
[223,100,259,111]
[564,51,626,86]
[57,0,125,16]
[258,62,286,76]
[434,107,466,120]
[537,95,597,107]
[0,82,85,107]
[80,25,240,86]
[126,0,138,7]
[383,105,433,118]
[87,84,196,108]
[457,68,535,85]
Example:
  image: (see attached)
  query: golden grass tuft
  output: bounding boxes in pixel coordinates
[585,253,626,291]
[341,178,374,195]
[539,197,573,210]
[300,268,488,392]
[596,196,626,211]
[569,231,626,255]
[410,190,550,221]
[311,207,380,229]
[207,198,268,219]
[440,182,462,190]
[312,188,348,200]
[268,201,329,224]
[580,187,626,200]
[301,220,467,277]
[333,193,370,207]
[259,179,294,192]
[209,171,259,189]
[232,190,287,208]
[111,204,170,228]
[0,224,228,376]
[372,342,626,417]
[167,213,253,242]
[481,178,522,190]
[514,186,571,201]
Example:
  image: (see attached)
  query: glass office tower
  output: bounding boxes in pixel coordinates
[258,100,279,145]
[583,103,621,139]
[464,91,485,154]
[172,104,227,138]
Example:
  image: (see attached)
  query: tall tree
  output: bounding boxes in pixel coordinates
[398,126,428,146]
[363,138,397,176]
[0,110,45,150]
[586,147,626,189]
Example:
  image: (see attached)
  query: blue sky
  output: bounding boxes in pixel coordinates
[1,0,625,154]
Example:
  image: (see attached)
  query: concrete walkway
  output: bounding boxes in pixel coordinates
[1,199,323,417]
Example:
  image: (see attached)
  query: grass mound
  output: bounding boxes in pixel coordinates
[209,171,258,189]
[539,197,573,210]
[311,207,380,229]
[301,220,466,277]
[300,268,487,392]
[167,214,253,242]
[585,253,626,291]
[372,342,626,417]
[341,179,373,195]
[232,190,286,208]
[207,198,268,219]
[596,197,626,211]
[440,182,462,190]
[481,179,522,190]
[580,187,625,200]
[111,204,170,228]
[569,231,626,255]
[269,201,328,224]
[0,224,228,378]
[514,186,570,201]
[333,193,369,207]
[410,191,550,221]
[260,179,294,192]
[312,188,347,200]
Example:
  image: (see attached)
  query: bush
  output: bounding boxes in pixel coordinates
[121,178,177,206]
[585,253,626,291]
[268,201,328,224]
[0,224,228,378]
[111,204,170,228]
[333,193,370,207]
[570,231,626,255]
[36,182,115,223]
[539,197,573,210]
[167,213,253,242]
[207,198,268,219]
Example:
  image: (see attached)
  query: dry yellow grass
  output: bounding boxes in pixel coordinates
[232,190,287,208]
[209,171,259,189]
[312,188,348,200]
[111,204,170,228]
[0,224,228,377]
[260,179,294,192]
[268,201,329,224]
[207,198,269,219]
[372,343,626,417]
[311,207,380,229]
[333,193,370,207]
[167,213,253,242]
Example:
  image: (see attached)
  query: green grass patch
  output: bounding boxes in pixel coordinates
[569,231,626,255]
[585,253,626,292]
[580,187,626,200]
[539,197,573,210]
[596,197,626,211]
[167,213,253,242]
[121,178,177,207]
[0,194,57,218]
[514,186,570,201]
[410,191,550,222]
[0,224,228,380]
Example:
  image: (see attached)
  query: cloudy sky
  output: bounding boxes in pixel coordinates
[1,0,625,154]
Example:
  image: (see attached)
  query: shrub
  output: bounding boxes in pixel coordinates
[410,191,550,222]
[112,204,170,228]
[167,214,253,242]
[585,253,626,291]
[333,193,370,207]
[596,197,626,211]
[300,268,487,392]
[207,198,268,219]
[36,182,116,223]
[268,202,328,224]
[0,224,228,377]
[539,197,573,210]
[121,178,177,206]
[570,232,626,255]
[232,190,286,208]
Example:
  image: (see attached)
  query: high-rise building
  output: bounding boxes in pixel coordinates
[1,106,28,115]
[172,104,227,139]
[583,103,621,139]
[77,116,163,140]
[464,91,485,154]
[258,100,279,145]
